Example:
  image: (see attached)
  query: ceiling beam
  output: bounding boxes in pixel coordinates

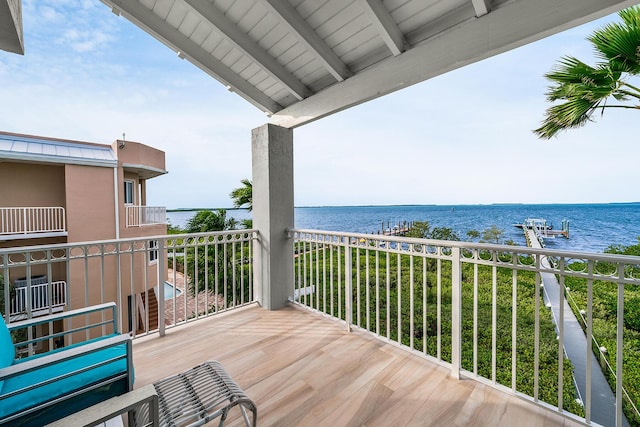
[271,0,637,128]
[0,0,24,54]
[184,0,311,101]
[102,0,281,114]
[261,0,352,82]
[471,0,492,17]
[358,0,406,56]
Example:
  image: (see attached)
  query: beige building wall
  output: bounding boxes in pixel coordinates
[0,162,65,207]
[115,140,165,173]
[0,162,67,282]
[64,164,116,242]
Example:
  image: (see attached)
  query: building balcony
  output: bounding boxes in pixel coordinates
[1,230,638,426]
[8,277,67,321]
[0,207,67,240]
[125,205,166,227]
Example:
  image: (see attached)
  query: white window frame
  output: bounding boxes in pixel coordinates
[124,180,135,205]
[148,240,158,265]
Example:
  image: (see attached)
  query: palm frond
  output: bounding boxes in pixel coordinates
[534,97,600,139]
[588,6,640,74]
[229,179,253,211]
[534,5,640,139]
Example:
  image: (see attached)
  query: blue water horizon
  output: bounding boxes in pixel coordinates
[167,202,640,254]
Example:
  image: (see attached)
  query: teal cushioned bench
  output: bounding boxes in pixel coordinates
[0,303,133,426]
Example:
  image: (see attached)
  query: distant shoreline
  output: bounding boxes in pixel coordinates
[167,201,640,212]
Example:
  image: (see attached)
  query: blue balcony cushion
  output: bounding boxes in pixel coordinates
[0,335,129,420]
[0,315,15,393]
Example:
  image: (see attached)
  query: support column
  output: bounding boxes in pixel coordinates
[252,123,294,310]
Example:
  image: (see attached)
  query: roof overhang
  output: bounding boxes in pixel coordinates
[0,0,24,55]
[99,0,638,129]
[122,163,168,180]
[0,132,118,168]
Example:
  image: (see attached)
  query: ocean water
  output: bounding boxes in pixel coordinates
[167,203,640,254]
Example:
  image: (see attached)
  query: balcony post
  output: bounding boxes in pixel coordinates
[451,246,462,379]
[157,240,166,337]
[252,124,294,310]
[345,241,352,332]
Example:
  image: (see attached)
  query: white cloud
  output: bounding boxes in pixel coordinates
[59,28,113,52]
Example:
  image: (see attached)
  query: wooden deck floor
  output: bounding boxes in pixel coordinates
[133,304,583,427]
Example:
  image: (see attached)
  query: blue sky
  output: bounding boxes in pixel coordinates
[1,1,637,208]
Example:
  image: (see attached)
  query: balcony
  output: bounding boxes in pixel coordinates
[125,205,167,227]
[133,304,577,426]
[9,278,67,321]
[0,207,67,240]
[1,230,638,426]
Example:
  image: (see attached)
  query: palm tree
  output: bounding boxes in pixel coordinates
[185,209,235,233]
[534,6,640,139]
[229,179,252,212]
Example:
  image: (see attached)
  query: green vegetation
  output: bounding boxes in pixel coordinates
[563,238,640,425]
[535,6,640,139]
[230,179,253,229]
[294,243,583,416]
[405,221,459,241]
[185,209,237,233]
[480,225,505,244]
[230,178,252,212]
[0,274,11,316]
[183,236,252,303]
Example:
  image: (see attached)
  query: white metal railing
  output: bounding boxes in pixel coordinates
[565,287,640,421]
[0,230,258,342]
[0,207,66,236]
[125,206,167,227]
[291,229,640,427]
[10,280,67,318]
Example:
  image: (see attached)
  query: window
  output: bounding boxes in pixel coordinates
[124,181,134,205]
[148,240,158,264]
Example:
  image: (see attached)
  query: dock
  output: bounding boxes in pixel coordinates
[517,218,569,247]
[377,220,412,236]
[524,227,628,427]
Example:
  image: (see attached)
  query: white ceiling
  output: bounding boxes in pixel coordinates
[92,0,637,128]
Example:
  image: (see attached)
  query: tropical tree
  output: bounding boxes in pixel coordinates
[185,209,236,233]
[534,6,640,139]
[405,221,431,239]
[466,229,481,241]
[430,227,460,241]
[481,225,505,244]
[230,179,253,212]
[405,221,459,241]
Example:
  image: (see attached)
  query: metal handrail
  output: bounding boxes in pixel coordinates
[0,207,66,235]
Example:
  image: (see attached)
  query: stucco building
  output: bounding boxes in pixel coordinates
[0,131,167,332]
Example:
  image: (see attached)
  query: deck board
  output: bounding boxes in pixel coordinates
[132,304,583,426]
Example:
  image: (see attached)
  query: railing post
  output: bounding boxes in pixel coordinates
[345,239,352,332]
[23,207,28,235]
[616,264,624,427]
[451,246,462,379]
[157,239,166,337]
